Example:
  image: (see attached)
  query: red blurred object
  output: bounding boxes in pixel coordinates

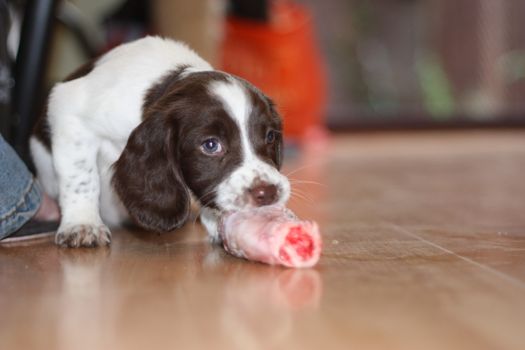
[220,1,327,141]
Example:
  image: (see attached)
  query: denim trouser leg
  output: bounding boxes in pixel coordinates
[0,135,42,238]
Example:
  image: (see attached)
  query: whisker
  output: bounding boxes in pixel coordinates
[288,179,328,187]
[195,188,218,205]
[290,189,314,204]
[284,164,315,177]
[290,183,315,196]
[289,194,312,205]
[284,159,329,177]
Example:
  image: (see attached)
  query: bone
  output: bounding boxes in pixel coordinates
[218,205,322,268]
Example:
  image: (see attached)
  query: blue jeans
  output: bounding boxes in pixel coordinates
[0,135,42,238]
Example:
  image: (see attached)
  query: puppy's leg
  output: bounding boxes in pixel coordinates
[200,207,221,244]
[52,124,110,248]
[30,137,59,199]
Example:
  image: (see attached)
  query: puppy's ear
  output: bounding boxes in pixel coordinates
[112,115,190,232]
[267,97,284,170]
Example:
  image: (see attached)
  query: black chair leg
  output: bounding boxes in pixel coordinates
[12,0,57,164]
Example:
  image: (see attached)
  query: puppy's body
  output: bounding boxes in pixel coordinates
[31,36,290,247]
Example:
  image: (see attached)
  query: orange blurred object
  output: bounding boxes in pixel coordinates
[220,1,327,141]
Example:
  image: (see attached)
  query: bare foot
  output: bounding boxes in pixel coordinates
[34,192,60,221]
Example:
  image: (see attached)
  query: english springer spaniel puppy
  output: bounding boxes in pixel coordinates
[30,36,290,248]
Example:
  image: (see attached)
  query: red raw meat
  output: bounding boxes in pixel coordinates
[218,205,322,268]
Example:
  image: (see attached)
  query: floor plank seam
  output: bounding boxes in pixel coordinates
[387,223,525,290]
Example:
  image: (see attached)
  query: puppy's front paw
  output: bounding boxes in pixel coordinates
[56,224,111,248]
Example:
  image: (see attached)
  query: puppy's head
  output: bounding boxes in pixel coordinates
[113,69,290,232]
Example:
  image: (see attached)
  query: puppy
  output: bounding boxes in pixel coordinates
[30,36,290,247]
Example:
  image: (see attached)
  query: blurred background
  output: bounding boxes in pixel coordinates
[2,0,525,160]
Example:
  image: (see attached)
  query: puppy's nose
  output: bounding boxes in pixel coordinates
[249,184,278,206]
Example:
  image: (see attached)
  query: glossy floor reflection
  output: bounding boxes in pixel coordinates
[1,131,525,350]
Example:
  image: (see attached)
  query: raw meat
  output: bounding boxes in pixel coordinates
[218,205,322,268]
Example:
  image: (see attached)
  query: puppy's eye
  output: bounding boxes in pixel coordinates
[200,138,223,155]
[266,130,277,144]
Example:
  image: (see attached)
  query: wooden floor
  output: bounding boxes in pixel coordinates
[1,130,525,350]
